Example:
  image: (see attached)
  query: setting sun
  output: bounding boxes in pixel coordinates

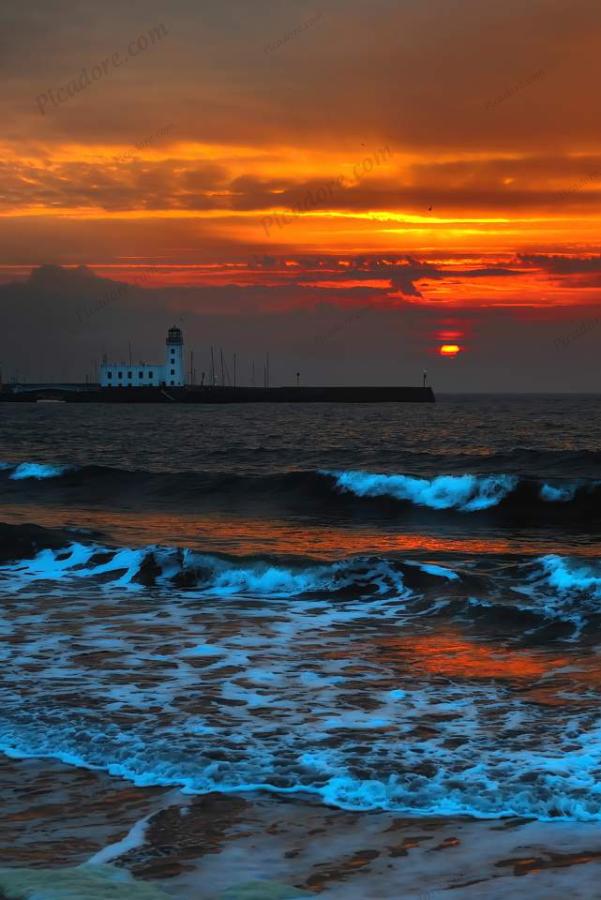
[439,344,462,357]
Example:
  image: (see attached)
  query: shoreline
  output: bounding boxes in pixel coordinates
[3,756,601,899]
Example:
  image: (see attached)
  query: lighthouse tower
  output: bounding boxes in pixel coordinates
[164,326,185,386]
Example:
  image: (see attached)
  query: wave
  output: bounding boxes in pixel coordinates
[323,469,601,516]
[2,461,601,528]
[0,522,80,564]
[5,736,601,822]
[4,679,601,822]
[9,445,601,475]
[2,535,488,605]
[0,532,412,599]
[3,528,601,822]
[2,523,601,636]
[539,483,578,502]
[0,460,71,480]
[324,470,519,511]
[534,554,601,598]
[512,555,601,627]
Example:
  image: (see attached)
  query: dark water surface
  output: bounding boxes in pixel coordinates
[2,395,601,822]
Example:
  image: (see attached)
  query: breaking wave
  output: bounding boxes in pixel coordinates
[1,461,71,480]
[2,520,601,822]
[324,470,518,511]
[2,523,600,632]
[6,722,601,822]
[0,530,412,599]
[1,461,600,529]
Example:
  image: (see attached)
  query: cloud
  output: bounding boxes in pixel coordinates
[6,147,601,225]
[519,254,601,274]
[1,0,601,385]
[3,0,599,151]
[2,265,601,391]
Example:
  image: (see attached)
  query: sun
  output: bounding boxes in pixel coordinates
[439,343,461,357]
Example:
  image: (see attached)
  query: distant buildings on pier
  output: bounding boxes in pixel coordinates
[99,326,185,387]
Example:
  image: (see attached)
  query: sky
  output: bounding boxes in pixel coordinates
[2,0,601,389]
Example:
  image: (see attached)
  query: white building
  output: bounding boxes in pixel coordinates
[100,326,185,388]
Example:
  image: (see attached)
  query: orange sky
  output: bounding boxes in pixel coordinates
[2,0,601,384]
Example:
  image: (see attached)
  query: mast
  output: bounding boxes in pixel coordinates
[223,354,231,386]
[210,346,215,386]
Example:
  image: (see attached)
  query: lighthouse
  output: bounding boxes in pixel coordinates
[165,325,184,386]
[100,326,185,388]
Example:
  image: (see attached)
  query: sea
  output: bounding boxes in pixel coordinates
[2,394,601,897]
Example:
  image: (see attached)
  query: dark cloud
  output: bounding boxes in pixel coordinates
[2,265,601,390]
[6,153,601,218]
[235,254,526,301]
[519,254,601,274]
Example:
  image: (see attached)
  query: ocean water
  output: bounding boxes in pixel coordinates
[2,395,601,823]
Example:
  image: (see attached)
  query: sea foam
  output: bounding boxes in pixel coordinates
[4,461,71,480]
[324,470,518,511]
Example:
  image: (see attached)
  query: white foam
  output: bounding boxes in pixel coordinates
[181,643,224,657]
[540,482,578,502]
[3,546,601,823]
[324,469,518,511]
[88,813,152,865]
[9,461,71,480]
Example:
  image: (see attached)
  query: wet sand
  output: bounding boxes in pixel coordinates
[2,756,601,899]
